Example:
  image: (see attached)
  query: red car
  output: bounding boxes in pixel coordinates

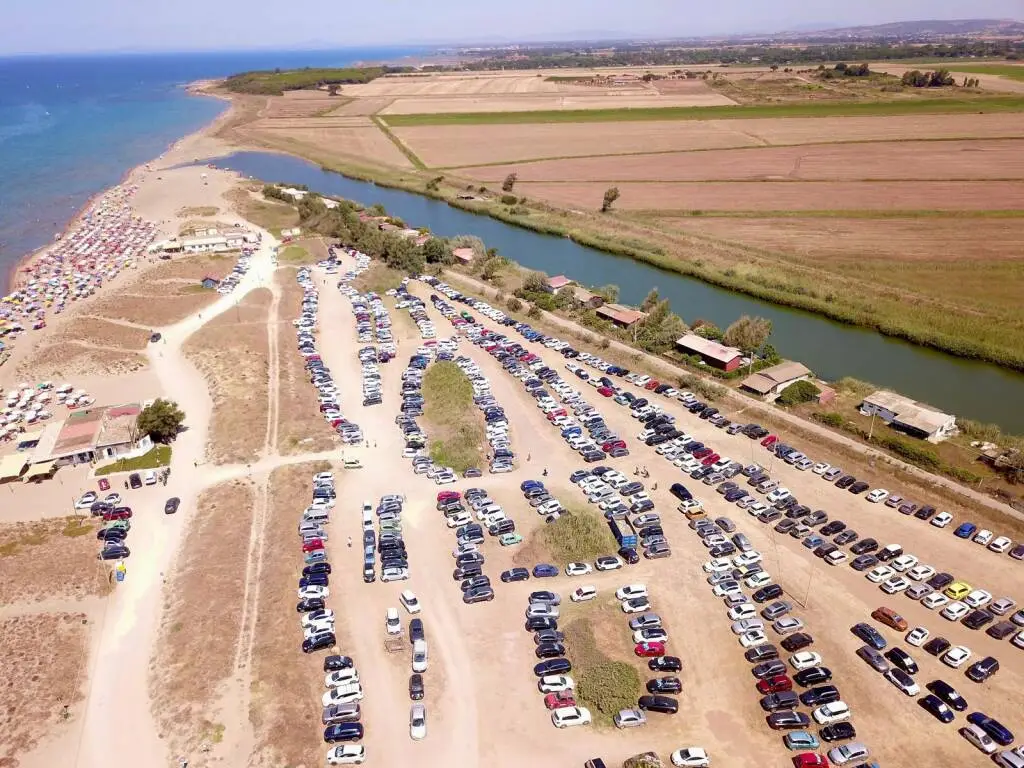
[546,409,567,421]
[437,491,461,503]
[103,507,132,521]
[644,380,660,391]
[602,440,627,452]
[597,387,614,397]
[700,453,720,467]
[756,674,793,694]
[793,755,829,768]
[544,690,577,710]
[692,448,713,459]
[97,478,111,492]
[634,641,666,658]
[761,435,778,448]
[302,539,325,553]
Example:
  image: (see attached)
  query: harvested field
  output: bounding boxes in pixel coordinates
[344,72,620,97]
[249,463,332,768]
[461,139,1024,183]
[515,179,1024,212]
[0,612,91,767]
[183,288,271,464]
[0,517,108,604]
[151,480,255,761]
[91,291,221,326]
[234,122,414,169]
[326,97,395,116]
[379,92,736,115]
[276,269,338,454]
[261,90,341,118]
[136,253,236,282]
[397,112,1024,167]
[54,316,151,350]
[15,341,147,380]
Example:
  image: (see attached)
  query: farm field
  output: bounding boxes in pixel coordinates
[236,120,415,169]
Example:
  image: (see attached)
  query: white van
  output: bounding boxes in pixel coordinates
[412,639,428,673]
[362,507,374,531]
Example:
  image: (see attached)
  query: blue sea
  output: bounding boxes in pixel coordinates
[0,48,424,291]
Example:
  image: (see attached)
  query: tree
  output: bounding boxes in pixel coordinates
[506,296,523,312]
[601,187,620,213]
[595,283,619,303]
[634,298,688,354]
[368,203,386,216]
[421,237,453,265]
[137,399,185,443]
[640,288,660,312]
[327,84,340,96]
[776,379,821,406]
[723,315,773,374]
[522,270,550,294]
[480,257,503,282]
[527,304,542,319]
[502,172,518,192]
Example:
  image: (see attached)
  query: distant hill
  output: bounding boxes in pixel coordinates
[781,18,1024,39]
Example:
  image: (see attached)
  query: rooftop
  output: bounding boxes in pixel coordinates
[597,303,647,326]
[548,275,573,289]
[97,403,142,448]
[741,361,812,394]
[863,390,954,434]
[675,333,743,364]
[52,408,105,457]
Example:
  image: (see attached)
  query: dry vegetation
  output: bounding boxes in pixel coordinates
[248,463,331,768]
[275,269,339,454]
[54,316,152,350]
[0,517,109,604]
[17,342,148,380]
[223,186,300,232]
[151,480,255,760]
[184,288,272,464]
[235,122,415,169]
[0,612,91,767]
[177,205,220,217]
[91,291,221,327]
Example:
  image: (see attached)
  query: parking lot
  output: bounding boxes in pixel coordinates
[280,247,1024,768]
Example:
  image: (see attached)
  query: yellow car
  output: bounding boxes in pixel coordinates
[944,582,972,600]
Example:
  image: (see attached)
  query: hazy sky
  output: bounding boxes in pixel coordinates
[2,0,1022,55]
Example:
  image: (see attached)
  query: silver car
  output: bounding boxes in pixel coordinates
[613,708,647,729]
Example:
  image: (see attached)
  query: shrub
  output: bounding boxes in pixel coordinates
[527,304,542,319]
[944,465,983,484]
[540,508,617,563]
[506,296,523,312]
[576,661,641,720]
[500,194,518,206]
[776,380,821,407]
[872,434,941,471]
[813,411,845,428]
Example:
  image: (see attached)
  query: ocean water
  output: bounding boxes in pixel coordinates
[0,48,423,291]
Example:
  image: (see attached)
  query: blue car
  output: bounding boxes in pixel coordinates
[967,712,1014,745]
[520,480,544,491]
[532,564,559,578]
[954,522,977,539]
[851,622,887,650]
[782,730,820,751]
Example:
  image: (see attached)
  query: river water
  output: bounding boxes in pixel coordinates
[210,150,1024,433]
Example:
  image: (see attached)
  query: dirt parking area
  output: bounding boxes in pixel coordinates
[0,517,109,604]
[151,480,255,761]
[183,288,271,464]
[248,462,331,767]
[0,612,91,767]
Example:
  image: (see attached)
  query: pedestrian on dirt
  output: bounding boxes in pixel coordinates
[542,468,548,477]
[347,536,352,547]
[527,453,531,462]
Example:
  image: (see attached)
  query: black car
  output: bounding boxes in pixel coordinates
[767,711,811,730]
[962,609,994,630]
[646,676,682,694]
[926,572,955,591]
[918,694,955,723]
[619,546,640,564]
[297,598,326,613]
[966,656,999,682]
[752,584,783,603]
[850,538,879,555]
[833,530,859,546]
[304,562,332,576]
[819,722,857,742]
[164,497,180,514]
[299,574,328,588]
[926,679,968,711]
[820,521,846,536]
[128,473,142,489]
[851,622,887,650]
[302,632,336,653]
[745,644,780,663]
[324,723,363,743]
[324,655,354,672]
[850,554,879,571]
[848,481,870,494]
[533,658,571,676]
[98,545,130,560]
[799,685,841,707]
[760,691,799,711]
[834,475,856,489]
[501,567,530,583]
[923,637,952,657]
[790,667,835,692]
[637,695,678,714]
[534,629,566,645]
[526,617,558,632]
[752,660,787,679]
[150,332,162,343]
[781,633,814,652]
[98,528,128,542]
[648,656,683,672]
[409,618,424,643]
[409,673,425,701]
[535,642,566,659]
[885,647,918,674]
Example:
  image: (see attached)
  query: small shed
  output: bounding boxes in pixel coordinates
[547,275,574,294]
[571,288,604,309]
[596,303,647,329]
[860,390,956,443]
[741,361,813,399]
[452,247,475,265]
[674,334,743,371]
[201,276,220,289]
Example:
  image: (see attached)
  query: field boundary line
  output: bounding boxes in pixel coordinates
[371,115,426,169]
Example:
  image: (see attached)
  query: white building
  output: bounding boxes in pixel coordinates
[860,390,957,443]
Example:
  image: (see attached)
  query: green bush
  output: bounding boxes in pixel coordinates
[577,661,641,720]
[813,411,845,428]
[943,464,983,484]
[872,434,941,470]
[500,194,518,205]
[776,379,821,406]
[423,362,486,472]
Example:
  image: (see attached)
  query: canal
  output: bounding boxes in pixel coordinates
[210,150,1024,433]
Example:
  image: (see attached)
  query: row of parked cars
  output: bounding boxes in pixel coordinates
[297,267,363,445]
[215,250,252,294]
[438,488,501,603]
[349,291,394,407]
[571,467,672,561]
[849,607,1020,763]
[451,353,515,474]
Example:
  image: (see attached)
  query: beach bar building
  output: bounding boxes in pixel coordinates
[674,334,743,371]
[596,303,647,329]
[859,390,957,443]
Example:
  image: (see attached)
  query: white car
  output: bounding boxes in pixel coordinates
[942,646,972,668]
[75,492,98,509]
[739,629,768,648]
[766,488,791,504]
[410,704,426,740]
[400,590,421,614]
[961,724,997,755]
[733,551,763,567]
[526,603,559,619]
[890,554,919,572]
[143,470,157,485]
[103,493,122,506]
[322,684,364,707]
[298,585,329,600]
[930,512,954,528]
[745,572,772,589]
[538,675,574,693]
[881,576,911,594]
[703,558,732,574]
[884,669,920,696]
[571,585,598,603]
[551,706,592,728]
[712,582,742,598]
[825,551,848,567]
[866,489,889,503]
[326,745,366,765]
[728,604,757,621]
[616,584,648,601]
[325,668,360,688]
[594,555,623,571]
[973,529,994,546]
[812,701,851,725]
[907,565,936,582]
[965,589,993,608]
[922,593,950,610]
[790,652,823,671]
[386,607,401,635]
[905,627,930,647]
[988,536,1012,553]
[565,562,593,577]
[811,463,830,475]
[301,609,335,629]
[866,566,895,584]
[941,602,969,621]
[621,598,651,614]
[670,747,710,767]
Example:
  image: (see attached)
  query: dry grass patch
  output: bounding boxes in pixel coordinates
[423,361,486,473]
[249,463,333,768]
[178,205,220,217]
[184,288,271,464]
[55,316,151,350]
[150,480,254,760]
[240,123,415,169]
[276,269,338,454]
[0,517,109,604]
[91,292,222,327]
[16,342,148,380]
[139,253,236,282]
[514,503,617,567]
[224,185,300,233]
[0,612,91,766]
